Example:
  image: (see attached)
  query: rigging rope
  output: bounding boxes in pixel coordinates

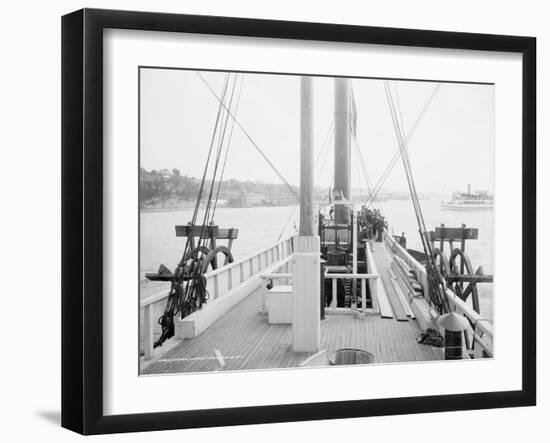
[183,73,238,312]
[383,81,449,314]
[366,84,440,206]
[196,72,299,201]
[179,74,231,265]
[351,136,372,196]
[277,119,335,242]
[314,120,335,187]
[203,74,240,227]
[155,73,237,347]
[212,75,245,216]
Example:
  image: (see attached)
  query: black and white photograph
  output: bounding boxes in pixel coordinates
[0,0,545,439]
[139,68,494,375]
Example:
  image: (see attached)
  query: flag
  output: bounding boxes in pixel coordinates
[350,88,358,139]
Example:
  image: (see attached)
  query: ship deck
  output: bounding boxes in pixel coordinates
[142,243,442,375]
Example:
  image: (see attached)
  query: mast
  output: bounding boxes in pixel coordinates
[334,78,351,224]
[299,78,314,236]
[292,76,320,352]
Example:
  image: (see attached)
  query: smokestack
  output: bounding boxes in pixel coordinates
[334,78,351,224]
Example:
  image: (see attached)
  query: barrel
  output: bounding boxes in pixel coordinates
[329,348,374,365]
[444,330,463,360]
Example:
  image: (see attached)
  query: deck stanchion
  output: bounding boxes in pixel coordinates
[213,274,219,299]
[143,304,154,360]
[292,76,321,352]
[228,268,233,290]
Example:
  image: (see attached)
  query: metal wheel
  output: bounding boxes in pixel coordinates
[449,248,480,313]
[201,246,234,273]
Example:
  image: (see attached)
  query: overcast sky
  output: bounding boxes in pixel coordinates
[140,68,494,194]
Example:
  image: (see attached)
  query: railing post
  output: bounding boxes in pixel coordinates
[261,279,268,313]
[361,278,366,310]
[213,274,219,299]
[331,278,337,308]
[143,304,154,360]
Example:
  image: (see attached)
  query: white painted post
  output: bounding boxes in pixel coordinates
[352,212,358,308]
[261,279,269,313]
[143,304,154,360]
[361,278,367,310]
[293,236,321,351]
[353,212,358,275]
[331,278,338,309]
[213,274,219,299]
[292,76,320,353]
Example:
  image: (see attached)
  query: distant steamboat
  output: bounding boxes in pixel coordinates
[441,185,493,210]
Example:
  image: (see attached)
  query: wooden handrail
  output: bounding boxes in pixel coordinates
[446,288,493,339]
[324,273,378,279]
[260,273,292,279]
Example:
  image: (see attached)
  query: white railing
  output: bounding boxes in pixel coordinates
[385,234,428,292]
[445,288,493,358]
[259,247,379,313]
[384,233,493,357]
[140,234,296,360]
[324,272,378,311]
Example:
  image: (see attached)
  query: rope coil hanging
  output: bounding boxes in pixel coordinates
[154,73,242,347]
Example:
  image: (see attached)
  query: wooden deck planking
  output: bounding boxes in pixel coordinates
[143,285,441,375]
[372,243,409,321]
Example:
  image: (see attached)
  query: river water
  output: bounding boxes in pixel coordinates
[140,196,494,321]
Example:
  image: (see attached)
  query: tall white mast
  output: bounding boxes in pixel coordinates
[292,76,320,352]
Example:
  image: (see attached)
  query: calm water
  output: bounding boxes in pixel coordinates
[140,197,493,321]
[140,205,300,298]
[377,197,493,321]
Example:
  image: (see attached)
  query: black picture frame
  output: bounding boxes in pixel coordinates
[61,8,536,435]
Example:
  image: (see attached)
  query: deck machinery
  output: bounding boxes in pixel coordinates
[317,77,492,318]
